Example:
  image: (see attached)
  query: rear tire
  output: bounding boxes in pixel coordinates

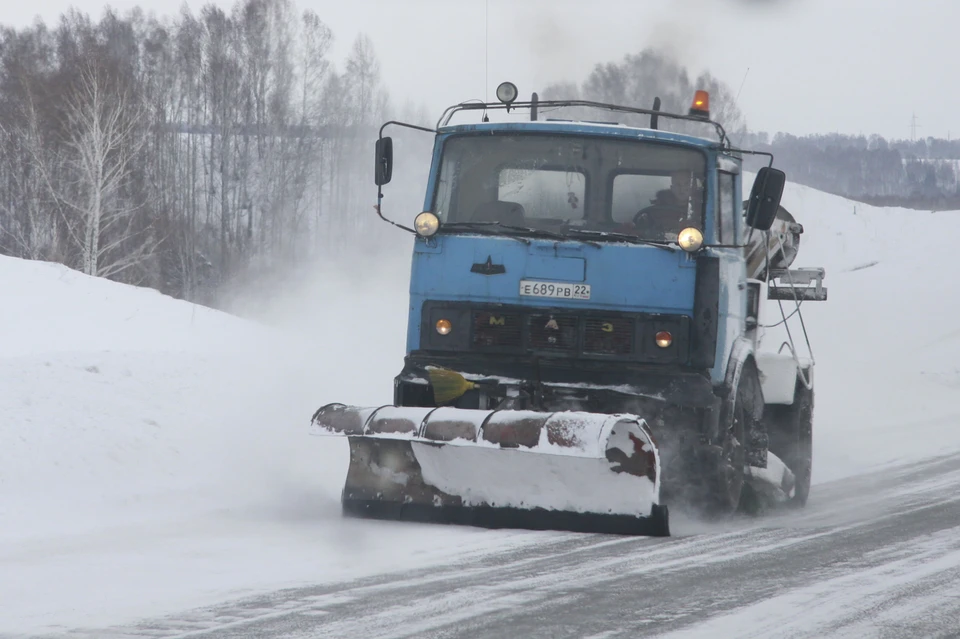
[768,373,814,508]
[786,381,813,507]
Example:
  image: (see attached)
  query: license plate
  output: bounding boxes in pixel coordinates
[519,280,591,300]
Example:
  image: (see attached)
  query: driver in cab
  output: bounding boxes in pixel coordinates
[632,170,699,240]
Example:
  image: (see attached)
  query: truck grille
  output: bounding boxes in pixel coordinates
[422,302,689,364]
[472,311,522,349]
[584,317,634,355]
[528,314,578,351]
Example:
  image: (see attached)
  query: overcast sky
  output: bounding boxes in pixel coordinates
[6,0,955,140]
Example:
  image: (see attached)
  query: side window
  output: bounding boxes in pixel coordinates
[718,172,736,244]
[611,173,672,223]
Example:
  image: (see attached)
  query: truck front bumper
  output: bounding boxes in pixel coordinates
[394,351,722,444]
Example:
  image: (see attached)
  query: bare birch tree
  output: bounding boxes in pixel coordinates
[0,2,404,302]
[60,61,149,277]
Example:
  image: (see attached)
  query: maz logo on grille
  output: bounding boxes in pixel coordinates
[472,311,521,348]
[529,314,577,350]
[584,317,634,355]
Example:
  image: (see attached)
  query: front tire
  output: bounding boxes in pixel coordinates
[707,359,762,514]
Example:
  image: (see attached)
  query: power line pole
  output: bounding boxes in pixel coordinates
[909,112,921,141]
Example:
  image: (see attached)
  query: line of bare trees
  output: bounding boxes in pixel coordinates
[541,49,748,143]
[738,131,960,208]
[0,0,421,304]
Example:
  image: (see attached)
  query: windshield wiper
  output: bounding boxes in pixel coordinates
[561,228,677,251]
[442,222,601,248]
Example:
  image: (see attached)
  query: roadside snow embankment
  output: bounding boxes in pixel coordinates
[1,257,272,541]
[0,250,542,635]
[761,183,960,482]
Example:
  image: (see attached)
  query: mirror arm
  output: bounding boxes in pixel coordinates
[374,120,437,235]
[727,147,775,168]
[375,188,416,235]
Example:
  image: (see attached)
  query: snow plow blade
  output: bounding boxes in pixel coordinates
[309,403,669,537]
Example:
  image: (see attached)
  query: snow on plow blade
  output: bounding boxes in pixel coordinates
[309,404,669,536]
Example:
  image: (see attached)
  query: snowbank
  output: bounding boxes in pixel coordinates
[0,251,544,635]
[1,257,267,540]
[0,256,255,357]
[753,180,960,482]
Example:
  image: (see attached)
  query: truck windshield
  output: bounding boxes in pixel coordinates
[432,133,706,243]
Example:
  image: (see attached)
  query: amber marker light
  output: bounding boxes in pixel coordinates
[689,90,710,118]
[655,331,673,348]
[436,319,452,335]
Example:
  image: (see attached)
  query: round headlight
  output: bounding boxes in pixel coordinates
[414,211,440,237]
[655,331,673,348]
[436,319,452,335]
[677,227,704,252]
[496,81,519,105]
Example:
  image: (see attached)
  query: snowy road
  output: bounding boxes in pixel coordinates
[48,454,960,639]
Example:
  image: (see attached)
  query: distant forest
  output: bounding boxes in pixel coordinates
[0,0,432,306]
[738,132,960,210]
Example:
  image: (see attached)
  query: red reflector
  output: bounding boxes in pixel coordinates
[655,331,673,348]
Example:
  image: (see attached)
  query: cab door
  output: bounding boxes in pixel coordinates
[707,167,747,386]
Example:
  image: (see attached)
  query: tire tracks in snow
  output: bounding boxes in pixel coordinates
[28,454,960,639]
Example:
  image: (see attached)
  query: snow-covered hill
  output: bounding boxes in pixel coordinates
[762,182,960,481]
[2,180,960,635]
[0,251,540,634]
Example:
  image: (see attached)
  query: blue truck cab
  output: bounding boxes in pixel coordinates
[371,85,825,513]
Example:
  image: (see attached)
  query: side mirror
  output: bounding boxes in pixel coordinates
[745,166,786,231]
[374,137,393,186]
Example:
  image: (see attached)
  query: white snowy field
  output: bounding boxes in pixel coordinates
[0,251,547,635]
[762,184,960,482]
[1,181,959,636]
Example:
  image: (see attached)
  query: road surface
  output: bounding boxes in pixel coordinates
[41,454,960,639]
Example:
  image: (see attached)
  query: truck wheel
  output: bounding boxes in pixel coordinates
[767,373,814,508]
[708,360,761,514]
[786,380,813,507]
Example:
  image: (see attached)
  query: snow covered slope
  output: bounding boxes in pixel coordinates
[2,180,959,635]
[0,251,543,635]
[759,182,960,482]
[1,257,266,541]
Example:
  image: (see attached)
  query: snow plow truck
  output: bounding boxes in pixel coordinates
[310,84,828,537]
